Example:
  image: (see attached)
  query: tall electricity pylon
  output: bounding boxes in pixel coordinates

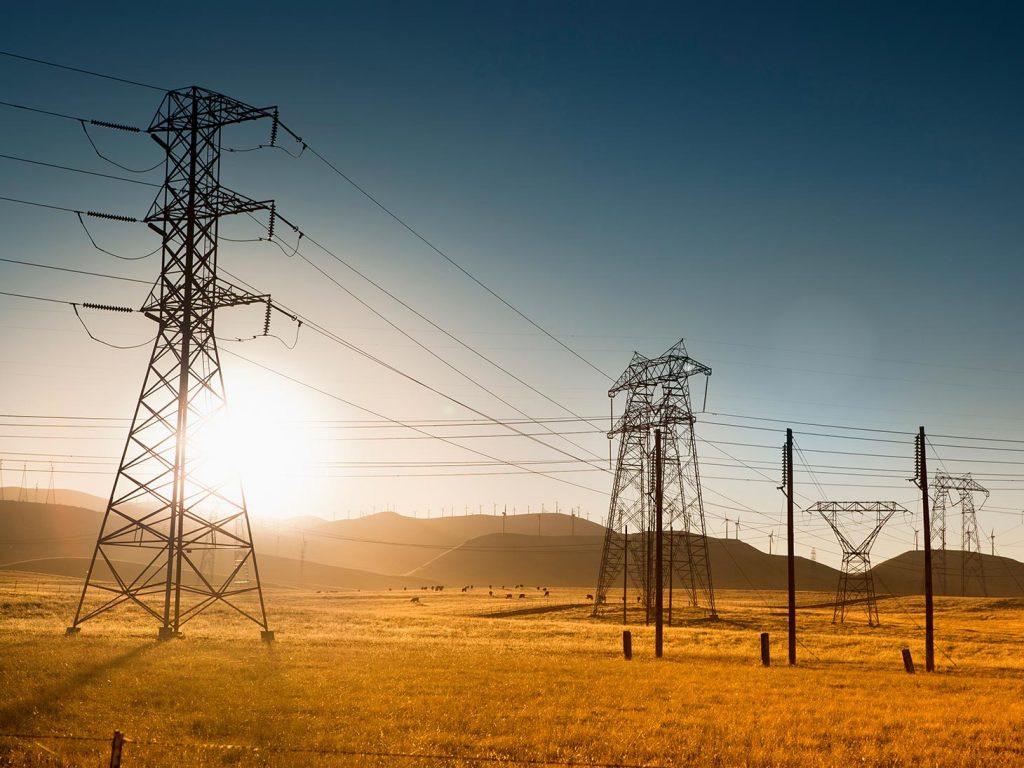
[593,339,716,618]
[932,472,989,596]
[68,87,283,641]
[809,501,905,625]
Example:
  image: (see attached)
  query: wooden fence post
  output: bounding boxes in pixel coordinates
[622,630,632,660]
[902,648,915,674]
[760,632,771,667]
[109,730,124,768]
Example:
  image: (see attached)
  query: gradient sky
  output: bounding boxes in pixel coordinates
[2,2,1023,565]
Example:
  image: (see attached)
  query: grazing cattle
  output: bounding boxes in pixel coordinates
[518,593,526,599]
[505,593,513,599]
[411,597,420,604]
[586,594,594,600]
[488,590,493,597]
[543,590,550,597]
[461,586,468,593]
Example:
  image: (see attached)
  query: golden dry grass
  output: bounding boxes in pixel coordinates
[1,571,1023,767]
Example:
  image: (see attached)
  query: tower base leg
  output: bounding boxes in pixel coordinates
[157,626,178,641]
[64,626,80,637]
[261,630,275,643]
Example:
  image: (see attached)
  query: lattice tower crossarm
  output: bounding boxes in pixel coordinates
[807,501,907,625]
[68,87,280,641]
[594,339,716,619]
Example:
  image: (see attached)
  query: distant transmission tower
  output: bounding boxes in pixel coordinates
[594,339,716,618]
[932,472,989,596]
[68,87,291,641]
[18,463,27,502]
[809,501,906,625]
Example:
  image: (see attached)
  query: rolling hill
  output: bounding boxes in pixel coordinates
[3,499,1023,596]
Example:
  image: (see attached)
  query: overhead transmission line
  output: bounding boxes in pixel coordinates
[245,111,615,381]
[223,348,607,495]
[239,226,614,467]
[2,57,613,383]
[268,218,612,453]
[2,273,609,493]
[0,152,159,187]
[0,50,167,91]
[0,256,149,285]
[5,175,605,478]
[214,249,614,476]
[3,68,1021,537]
[0,118,613,476]
[278,225,608,465]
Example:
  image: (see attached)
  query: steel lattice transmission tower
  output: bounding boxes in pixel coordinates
[809,501,906,625]
[932,471,989,596]
[593,339,716,618]
[67,87,284,641]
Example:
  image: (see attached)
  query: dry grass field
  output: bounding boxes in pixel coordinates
[1,570,1023,767]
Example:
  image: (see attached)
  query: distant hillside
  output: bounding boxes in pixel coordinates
[409,533,603,586]
[254,511,603,576]
[256,554,435,590]
[0,501,103,564]
[871,550,1024,597]
[410,532,843,589]
[704,537,840,592]
[0,488,110,511]
[3,501,1022,596]
[0,501,434,590]
[0,554,434,591]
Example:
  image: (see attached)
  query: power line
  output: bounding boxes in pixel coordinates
[283,224,610,459]
[0,49,166,91]
[0,195,82,215]
[708,411,915,436]
[0,290,76,306]
[285,231,607,468]
[0,257,150,284]
[0,152,160,187]
[0,99,83,122]
[215,261,612,476]
[224,348,608,495]
[274,122,613,381]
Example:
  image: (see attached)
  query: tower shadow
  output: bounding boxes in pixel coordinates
[0,642,154,733]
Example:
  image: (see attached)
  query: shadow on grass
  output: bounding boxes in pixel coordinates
[0,641,155,732]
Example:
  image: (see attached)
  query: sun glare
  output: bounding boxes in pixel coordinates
[202,371,320,520]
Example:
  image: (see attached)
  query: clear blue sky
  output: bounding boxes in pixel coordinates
[1,2,1023,563]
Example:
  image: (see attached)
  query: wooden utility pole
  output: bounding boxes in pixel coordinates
[654,429,664,658]
[668,524,674,627]
[918,426,935,672]
[785,428,796,666]
[623,525,628,625]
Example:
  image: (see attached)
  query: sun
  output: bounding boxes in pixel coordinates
[186,367,322,520]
